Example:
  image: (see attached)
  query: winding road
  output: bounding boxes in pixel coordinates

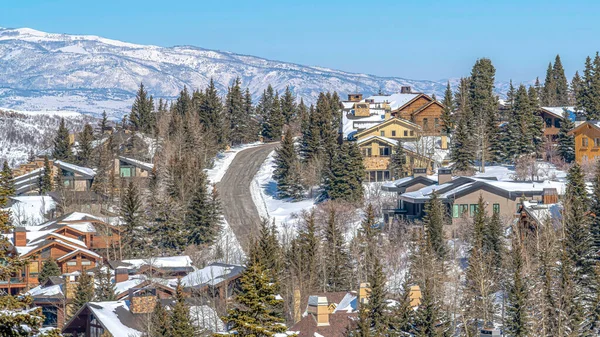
[216,142,278,252]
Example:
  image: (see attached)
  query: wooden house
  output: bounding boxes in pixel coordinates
[53,160,95,192]
[568,120,600,164]
[113,156,153,179]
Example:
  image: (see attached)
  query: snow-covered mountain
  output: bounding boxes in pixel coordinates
[0,27,508,118]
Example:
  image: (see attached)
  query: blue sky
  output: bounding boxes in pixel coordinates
[1,0,598,82]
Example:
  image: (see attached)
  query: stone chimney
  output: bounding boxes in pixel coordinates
[129,288,157,314]
[358,282,371,305]
[307,296,329,326]
[441,135,448,150]
[115,267,129,283]
[13,227,27,247]
[438,168,452,185]
[400,86,412,94]
[542,188,558,204]
[413,168,427,178]
[348,93,363,102]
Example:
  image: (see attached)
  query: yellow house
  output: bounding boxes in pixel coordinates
[355,118,438,182]
[568,121,600,164]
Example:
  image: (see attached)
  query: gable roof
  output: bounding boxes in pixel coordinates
[54,160,96,178]
[118,156,154,171]
[174,262,245,290]
[409,100,445,117]
[567,120,600,136]
[381,175,437,192]
[356,136,437,162]
[354,117,421,138]
[62,301,143,337]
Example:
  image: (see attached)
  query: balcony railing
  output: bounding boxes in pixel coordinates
[0,277,25,284]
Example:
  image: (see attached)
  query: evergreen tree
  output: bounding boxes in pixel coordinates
[52,118,72,161]
[484,211,504,271]
[94,266,116,301]
[0,161,15,205]
[170,279,194,337]
[422,191,447,260]
[366,257,388,335]
[199,79,226,146]
[263,93,284,141]
[149,301,171,337]
[38,258,60,284]
[412,276,448,337]
[321,142,364,203]
[281,85,297,124]
[273,129,304,199]
[440,81,455,135]
[542,62,557,106]
[322,207,352,292]
[553,55,570,105]
[557,108,576,163]
[186,173,222,246]
[450,115,475,174]
[150,197,187,255]
[73,272,95,313]
[357,204,379,281]
[505,237,529,337]
[130,83,155,133]
[591,161,600,258]
[76,123,94,167]
[120,181,144,258]
[97,110,108,136]
[389,141,408,180]
[252,219,282,280]
[225,77,249,146]
[571,71,583,108]
[224,261,286,336]
[389,277,415,335]
[529,85,545,155]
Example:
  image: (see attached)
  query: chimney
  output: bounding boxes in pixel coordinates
[358,282,371,305]
[129,288,157,314]
[409,285,422,307]
[307,296,329,326]
[413,168,427,178]
[115,267,129,283]
[400,86,412,94]
[438,168,452,185]
[441,135,448,150]
[348,93,363,102]
[542,188,558,204]
[13,227,27,247]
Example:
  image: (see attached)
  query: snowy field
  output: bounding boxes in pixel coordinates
[251,151,317,234]
[5,196,56,227]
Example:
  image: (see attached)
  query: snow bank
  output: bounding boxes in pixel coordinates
[6,196,56,227]
[250,151,316,233]
[205,142,262,184]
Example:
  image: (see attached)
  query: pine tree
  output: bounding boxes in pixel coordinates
[389,277,415,335]
[225,78,248,146]
[542,62,557,106]
[591,161,600,258]
[38,258,60,284]
[505,237,529,337]
[170,279,195,337]
[94,266,116,301]
[322,207,352,292]
[149,301,171,337]
[199,79,226,146]
[389,141,408,180]
[76,123,94,167]
[186,173,222,246]
[150,197,187,255]
[73,272,95,313]
[97,110,108,136]
[450,115,474,174]
[529,85,545,156]
[120,181,144,258]
[422,191,447,260]
[130,83,155,133]
[484,211,504,271]
[38,156,53,195]
[281,85,297,124]
[263,92,284,141]
[357,204,379,281]
[553,55,570,105]
[412,276,448,337]
[0,161,15,206]
[557,108,575,163]
[52,118,72,161]
[321,142,364,203]
[440,81,455,135]
[273,129,304,199]
[571,71,583,108]
[366,257,388,335]
[252,219,282,280]
[224,261,286,336]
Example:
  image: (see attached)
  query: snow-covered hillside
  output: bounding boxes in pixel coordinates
[0,27,509,118]
[0,109,94,166]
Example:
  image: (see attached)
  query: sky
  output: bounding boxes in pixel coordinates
[1,0,599,82]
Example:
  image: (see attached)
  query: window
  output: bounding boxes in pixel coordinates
[63,179,74,189]
[120,167,133,177]
[379,147,391,156]
[380,131,385,137]
[410,131,414,136]
[29,262,39,275]
[423,118,429,130]
[493,204,500,214]
[470,204,478,217]
[81,260,91,266]
[452,205,459,218]
[555,119,561,128]
[434,118,439,129]
[384,171,390,180]
[391,130,396,137]
[595,138,600,147]
[363,148,372,157]
[459,204,469,216]
[583,137,589,147]
[403,130,408,137]
[66,261,77,266]
[545,118,552,128]
[376,171,383,181]
[583,155,589,162]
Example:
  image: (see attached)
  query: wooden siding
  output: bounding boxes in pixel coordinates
[573,123,600,164]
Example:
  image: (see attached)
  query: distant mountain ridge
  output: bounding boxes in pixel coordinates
[0,27,509,118]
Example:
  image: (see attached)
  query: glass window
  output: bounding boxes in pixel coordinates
[423,118,429,129]
[493,204,500,214]
[434,118,439,128]
[391,130,396,137]
[555,119,561,128]
[379,147,390,156]
[369,171,376,182]
[410,131,414,136]
[376,171,383,181]
[120,167,132,177]
[66,261,77,266]
[380,131,385,137]
[363,148,372,157]
[583,137,589,147]
[384,171,390,180]
[470,204,477,217]
[452,204,459,218]
[595,138,600,147]
[403,130,408,137]
[545,118,552,128]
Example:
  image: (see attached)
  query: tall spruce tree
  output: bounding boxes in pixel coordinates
[571,71,583,108]
[73,272,95,313]
[186,173,222,246]
[263,92,284,141]
[76,123,95,167]
[591,162,600,258]
[120,181,144,258]
[322,207,352,292]
[199,79,226,146]
[273,129,304,199]
[130,83,155,133]
[0,161,15,205]
[553,55,570,105]
[422,191,447,260]
[450,115,475,174]
[52,118,72,161]
[281,85,297,124]
[225,77,248,146]
[529,85,545,156]
[389,140,408,180]
[505,237,529,337]
[321,141,364,203]
[94,266,116,301]
[440,81,455,135]
[38,258,60,284]
[542,62,557,106]
[170,279,195,337]
[557,108,576,163]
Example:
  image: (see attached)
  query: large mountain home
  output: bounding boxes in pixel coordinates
[384,169,564,237]
[114,156,153,179]
[568,120,600,164]
[0,212,123,294]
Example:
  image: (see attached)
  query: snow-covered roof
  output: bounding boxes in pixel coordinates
[118,255,193,270]
[114,276,147,296]
[333,293,358,313]
[54,160,96,178]
[86,301,142,337]
[174,262,244,288]
[118,156,154,171]
[521,200,563,225]
[356,135,449,164]
[541,106,579,120]
[26,284,63,297]
[189,305,225,332]
[363,93,420,111]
